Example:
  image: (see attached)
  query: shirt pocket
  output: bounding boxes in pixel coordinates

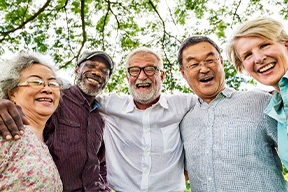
[160,123,181,153]
[57,118,81,145]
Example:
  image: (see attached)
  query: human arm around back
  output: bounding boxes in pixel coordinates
[0,99,29,140]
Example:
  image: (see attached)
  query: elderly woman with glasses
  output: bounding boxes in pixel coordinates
[0,52,63,191]
[227,17,288,169]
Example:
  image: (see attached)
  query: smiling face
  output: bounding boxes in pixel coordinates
[75,57,110,96]
[235,36,288,91]
[180,42,225,104]
[9,64,61,119]
[126,52,165,109]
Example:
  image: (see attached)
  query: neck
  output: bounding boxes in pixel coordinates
[26,117,46,141]
[273,85,280,92]
[134,96,160,110]
[202,87,226,104]
[81,91,96,107]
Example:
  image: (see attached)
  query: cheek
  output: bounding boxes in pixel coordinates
[128,77,136,85]
[54,92,61,102]
[183,71,195,81]
[242,60,254,72]
[13,90,31,103]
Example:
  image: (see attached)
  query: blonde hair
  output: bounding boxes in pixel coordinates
[227,17,288,72]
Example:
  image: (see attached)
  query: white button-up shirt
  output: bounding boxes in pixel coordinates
[98,93,196,192]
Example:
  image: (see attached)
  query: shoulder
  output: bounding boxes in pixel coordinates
[161,93,197,110]
[96,93,131,112]
[234,89,272,101]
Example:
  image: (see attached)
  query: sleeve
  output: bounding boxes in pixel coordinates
[98,140,111,191]
[43,116,56,143]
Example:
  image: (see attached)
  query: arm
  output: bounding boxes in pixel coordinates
[98,141,111,191]
[0,99,29,140]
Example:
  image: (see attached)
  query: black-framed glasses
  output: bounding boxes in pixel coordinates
[18,80,61,90]
[186,57,219,71]
[127,66,160,77]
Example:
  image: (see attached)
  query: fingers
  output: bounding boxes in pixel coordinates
[0,99,27,140]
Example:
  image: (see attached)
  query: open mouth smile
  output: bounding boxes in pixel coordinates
[136,83,151,88]
[258,63,276,73]
[199,76,213,83]
[36,98,53,103]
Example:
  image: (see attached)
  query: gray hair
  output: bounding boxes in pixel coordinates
[0,51,58,99]
[125,47,164,70]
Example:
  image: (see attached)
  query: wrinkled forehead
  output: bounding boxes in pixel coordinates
[82,57,110,68]
[128,52,161,67]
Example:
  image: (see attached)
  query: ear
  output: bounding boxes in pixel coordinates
[74,66,80,75]
[180,66,186,77]
[160,71,165,81]
[179,67,188,81]
[8,89,16,103]
[219,55,224,67]
[126,73,129,81]
[285,41,288,50]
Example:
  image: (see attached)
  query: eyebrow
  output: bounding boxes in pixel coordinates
[26,75,57,81]
[186,52,216,62]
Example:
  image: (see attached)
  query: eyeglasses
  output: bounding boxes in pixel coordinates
[17,80,61,90]
[186,58,219,70]
[127,66,160,77]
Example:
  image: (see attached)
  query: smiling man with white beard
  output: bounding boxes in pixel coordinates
[97,47,197,191]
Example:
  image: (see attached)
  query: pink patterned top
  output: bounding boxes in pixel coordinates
[0,125,63,191]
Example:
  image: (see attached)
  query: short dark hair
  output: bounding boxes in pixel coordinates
[178,36,221,68]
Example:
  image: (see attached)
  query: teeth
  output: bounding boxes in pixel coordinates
[37,98,52,102]
[200,76,213,82]
[259,63,275,73]
[138,83,150,86]
[88,78,100,84]
[136,83,150,88]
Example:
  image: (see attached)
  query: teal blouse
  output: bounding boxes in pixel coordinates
[265,71,288,168]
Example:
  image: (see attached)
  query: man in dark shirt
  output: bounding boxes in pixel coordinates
[0,50,114,191]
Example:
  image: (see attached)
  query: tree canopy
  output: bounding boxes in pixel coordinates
[0,0,287,93]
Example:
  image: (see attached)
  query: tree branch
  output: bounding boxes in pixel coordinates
[0,0,52,43]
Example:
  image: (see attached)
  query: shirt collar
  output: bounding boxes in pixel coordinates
[125,94,168,112]
[198,87,234,104]
[267,71,288,112]
[278,70,288,89]
[70,85,100,110]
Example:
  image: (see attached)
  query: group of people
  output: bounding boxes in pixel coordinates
[0,16,287,192]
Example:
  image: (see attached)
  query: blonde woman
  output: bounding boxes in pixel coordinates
[227,17,288,169]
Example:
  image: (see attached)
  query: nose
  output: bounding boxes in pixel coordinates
[253,51,266,64]
[199,63,210,73]
[41,85,53,94]
[137,69,147,80]
[91,69,103,78]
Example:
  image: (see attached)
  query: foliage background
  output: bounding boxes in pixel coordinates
[1,1,287,191]
[1,0,287,93]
